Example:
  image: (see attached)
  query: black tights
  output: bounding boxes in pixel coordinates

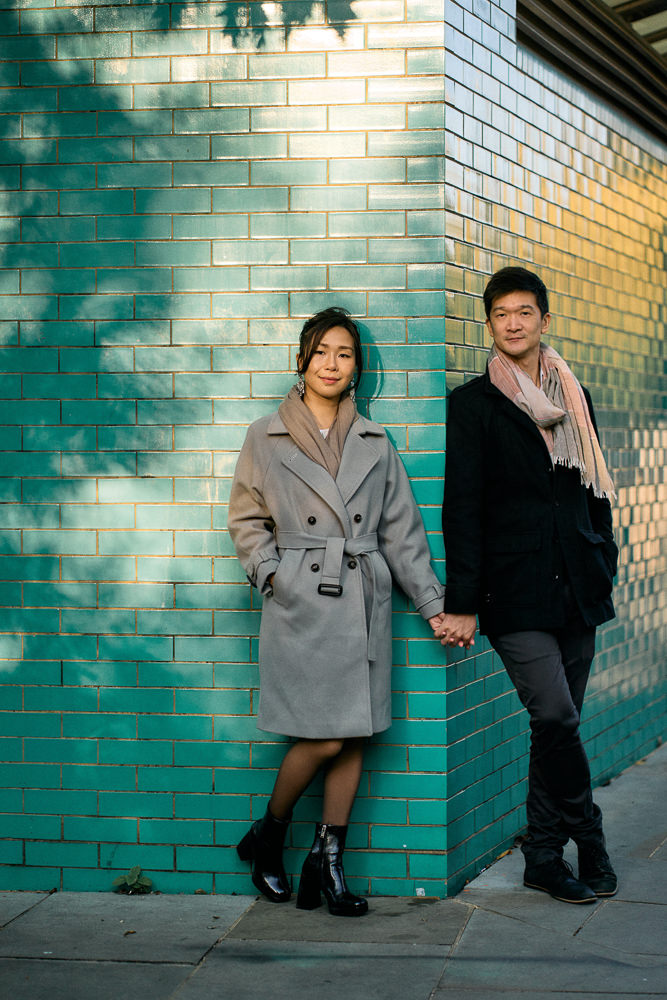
[269,737,365,826]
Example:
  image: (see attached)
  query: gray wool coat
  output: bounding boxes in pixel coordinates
[227,410,444,739]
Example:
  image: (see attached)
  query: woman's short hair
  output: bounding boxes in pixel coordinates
[483,267,550,318]
[297,307,364,391]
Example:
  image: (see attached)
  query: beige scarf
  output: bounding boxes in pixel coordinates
[278,385,358,480]
[488,343,615,500]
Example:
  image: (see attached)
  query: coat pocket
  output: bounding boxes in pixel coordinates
[484,531,541,607]
[577,527,615,599]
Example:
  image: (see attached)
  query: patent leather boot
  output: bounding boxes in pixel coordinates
[296,823,368,916]
[237,808,291,903]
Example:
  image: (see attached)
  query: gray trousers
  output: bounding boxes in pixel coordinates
[490,617,604,867]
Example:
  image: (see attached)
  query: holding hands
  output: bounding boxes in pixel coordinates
[428,612,476,649]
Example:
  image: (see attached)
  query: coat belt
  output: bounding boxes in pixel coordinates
[275,531,381,659]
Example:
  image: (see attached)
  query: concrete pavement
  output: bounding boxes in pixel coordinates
[1,742,665,1000]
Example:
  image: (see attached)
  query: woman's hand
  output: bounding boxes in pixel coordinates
[433,613,476,649]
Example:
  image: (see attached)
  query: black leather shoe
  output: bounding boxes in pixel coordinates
[578,844,618,897]
[297,823,368,917]
[524,858,597,903]
[237,808,291,903]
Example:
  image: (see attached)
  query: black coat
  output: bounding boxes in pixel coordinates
[442,370,618,635]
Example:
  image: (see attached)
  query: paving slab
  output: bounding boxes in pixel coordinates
[460,848,602,935]
[433,992,660,999]
[176,940,449,1000]
[0,892,50,926]
[0,892,254,963]
[228,895,472,945]
[577,900,667,957]
[437,907,666,995]
[0,958,190,1000]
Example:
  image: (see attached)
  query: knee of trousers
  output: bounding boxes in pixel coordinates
[529,702,580,737]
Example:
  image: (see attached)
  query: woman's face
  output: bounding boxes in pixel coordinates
[300,326,357,407]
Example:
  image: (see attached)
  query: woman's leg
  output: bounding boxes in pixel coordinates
[269,738,345,820]
[322,737,365,825]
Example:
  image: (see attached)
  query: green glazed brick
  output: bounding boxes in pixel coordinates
[174,740,250,768]
[98,163,173,189]
[251,106,325,132]
[134,136,211,162]
[141,818,214,845]
[0,843,26,867]
[99,635,173,662]
[98,531,174,557]
[98,109,173,137]
[173,162,249,188]
[99,791,173,819]
[249,52,326,78]
[58,137,132,164]
[96,57,170,85]
[64,816,138,843]
[63,661,137,687]
[250,213,324,239]
[137,609,213,635]
[407,852,447,879]
[24,841,93,870]
[138,766,213,794]
[59,85,132,113]
[174,109,250,134]
[100,843,174,872]
[138,557,212,583]
[171,53,246,81]
[132,27,207,55]
[98,582,173,610]
[60,555,135,582]
[24,788,98,816]
[0,762,60,789]
[140,661,214,688]
[176,793,250,821]
[408,799,447,825]
[100,740,173,767]
[63,763,136,792]
[96,6,170,32]
[211,80,286,107]
[59,190,133,216]
[212,133,288,160]
[24,737,97,765]
[0,295,57,322]
[134,82,209,109]
[98,216,172,241]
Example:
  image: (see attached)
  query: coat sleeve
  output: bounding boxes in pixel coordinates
[376,441,444,620]
[227,424,280,596]
[583,387,619,577]
[442,386,486,615]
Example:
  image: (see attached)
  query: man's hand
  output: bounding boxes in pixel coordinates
[433,613,476,649]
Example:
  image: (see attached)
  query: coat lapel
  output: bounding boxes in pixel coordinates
[281,447,351,531]
[336,421,382,505]
[484,376,551,455]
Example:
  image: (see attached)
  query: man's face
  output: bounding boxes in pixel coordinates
[485,290,550,367]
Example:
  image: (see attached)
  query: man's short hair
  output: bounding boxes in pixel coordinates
[483,267,549,319]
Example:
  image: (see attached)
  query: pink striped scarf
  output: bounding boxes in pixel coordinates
[488,343,615,500]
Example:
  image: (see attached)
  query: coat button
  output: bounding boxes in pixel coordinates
[311,563,319,572]
[307,515,316,524]
[353,514,362,523]
[348,559,357,569]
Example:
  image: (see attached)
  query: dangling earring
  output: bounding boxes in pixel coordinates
[296,372,305,398]
[348,383,356,402]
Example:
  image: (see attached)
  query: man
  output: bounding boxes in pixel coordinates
[436,266,619,904]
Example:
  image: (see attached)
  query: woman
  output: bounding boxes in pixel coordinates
[228,307,444,916]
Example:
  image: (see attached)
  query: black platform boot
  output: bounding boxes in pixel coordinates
[237,808,291,903]
[296,823,368,916]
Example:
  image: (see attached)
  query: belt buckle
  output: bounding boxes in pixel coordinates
[318,583,343,597]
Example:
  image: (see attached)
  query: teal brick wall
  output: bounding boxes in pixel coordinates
[444,0,667,890]
[1,0,665,897]
[0,0,448,895]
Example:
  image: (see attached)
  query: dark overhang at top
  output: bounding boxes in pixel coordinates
[517,0,667,143]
